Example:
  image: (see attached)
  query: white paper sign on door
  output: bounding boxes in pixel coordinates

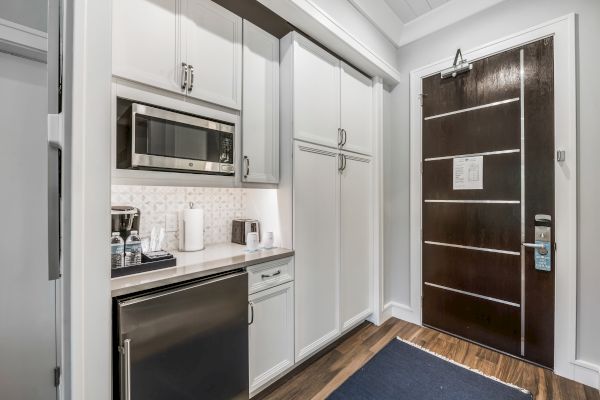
[453,156,483,190]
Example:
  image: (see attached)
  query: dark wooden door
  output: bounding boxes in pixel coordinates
[421,38,555,368]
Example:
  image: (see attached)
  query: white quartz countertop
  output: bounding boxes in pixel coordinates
[111,243,294,297]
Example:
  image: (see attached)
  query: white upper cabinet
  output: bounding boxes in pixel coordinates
[293,141,340,362]
[242,20,279,184]
[291,34,340,149]
[183,0,242,109]
[112,0,242,110]
[340,62,373,156]
[340,153,373,331]
[112,0,182,94]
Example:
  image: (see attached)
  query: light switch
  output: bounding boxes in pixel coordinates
[165,213,178,232]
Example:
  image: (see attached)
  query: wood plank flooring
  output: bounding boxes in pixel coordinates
[258,318,600,400]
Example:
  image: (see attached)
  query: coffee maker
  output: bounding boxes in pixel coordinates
[111,206,140,241]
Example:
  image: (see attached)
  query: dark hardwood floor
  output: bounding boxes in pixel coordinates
[258,318,600,400]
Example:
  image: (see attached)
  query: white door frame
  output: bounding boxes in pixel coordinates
[408,14,589,384]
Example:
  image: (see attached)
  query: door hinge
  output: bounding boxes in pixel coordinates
[54,366,61,387]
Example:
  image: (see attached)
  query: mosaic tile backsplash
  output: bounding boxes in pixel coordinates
[111,185,248,251]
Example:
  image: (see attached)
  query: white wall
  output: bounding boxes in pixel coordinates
[384,0,600,367]
[0,0,47,32]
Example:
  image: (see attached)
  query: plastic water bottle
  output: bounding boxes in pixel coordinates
[111,232,125,269]
[125,230,142,266]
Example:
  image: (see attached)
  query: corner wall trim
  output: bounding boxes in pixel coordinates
[572,360,600,389]
[382,301,419,325]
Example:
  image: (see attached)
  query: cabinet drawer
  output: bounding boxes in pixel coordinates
[248,257,293,294]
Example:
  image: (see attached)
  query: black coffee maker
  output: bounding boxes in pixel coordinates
[111,206,140,241]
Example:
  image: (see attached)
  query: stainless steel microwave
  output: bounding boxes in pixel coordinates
[116,99,234,175]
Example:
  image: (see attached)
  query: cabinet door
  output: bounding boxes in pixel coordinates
[242,21,279,184]
[340,62,373,155]
[248,282,294,396]
[112,0,183,94]
[183,0,242,109]
[292,34,340,149]
[293,141,340,361]
[340,153,373,331]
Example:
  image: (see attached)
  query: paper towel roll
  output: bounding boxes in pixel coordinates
[179,208,204,251]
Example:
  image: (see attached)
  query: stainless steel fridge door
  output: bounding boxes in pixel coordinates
[0,51,58,399]
[116,271,249,400]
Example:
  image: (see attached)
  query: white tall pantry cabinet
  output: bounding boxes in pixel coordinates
[281,31,374,363]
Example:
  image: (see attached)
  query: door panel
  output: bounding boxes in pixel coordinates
[340,62,373,155]
[423,203,521,251]
[340,154,372,331]
[423,243,520,303]
[523,39,555,367]
[242,20,279,183]
[422,48,521,117]
[184,0,242,109]
[112,0,182,94]
[423,152,520,200]
[0,52,57,399]
[422,38,555,367]
[423,100,520,159]
[423,285,521,355]
[293,142,340,361]
[292,35,340,149]
[248,282,294,395]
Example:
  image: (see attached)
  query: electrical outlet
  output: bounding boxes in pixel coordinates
[165,213,178,232]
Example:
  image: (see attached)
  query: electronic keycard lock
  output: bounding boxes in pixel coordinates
[522,214,552,272]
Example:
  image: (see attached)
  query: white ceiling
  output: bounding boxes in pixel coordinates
[385,0,451,24]
[349,0,506,47]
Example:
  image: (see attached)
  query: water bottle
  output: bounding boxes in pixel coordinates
[111,232,125,269]
[125,230,142,266]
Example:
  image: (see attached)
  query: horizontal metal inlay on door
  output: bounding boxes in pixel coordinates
[424,282,521,308]
[424,98,520,121]
[424,149,520,162]
[424,200,520,204]
[424,241,520,256]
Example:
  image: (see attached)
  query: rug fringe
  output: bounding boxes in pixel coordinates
[395,336,532,396]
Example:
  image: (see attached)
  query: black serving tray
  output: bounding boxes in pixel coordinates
[111,256,177,278]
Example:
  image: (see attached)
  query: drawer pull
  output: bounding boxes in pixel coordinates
[261,270,281,279]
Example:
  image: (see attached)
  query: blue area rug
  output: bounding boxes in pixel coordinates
[328,338,532,400]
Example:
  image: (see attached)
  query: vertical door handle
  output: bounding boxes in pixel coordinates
[122,339,132,400]
[338,153,343,173]
[342,129,347,146]
[337,128,343,146]
[48,114,62,281]
[181,62,188,90]
[248,301,254,325]
[244,156,250,178]
[342,154,347,171]
[188,65,194,92]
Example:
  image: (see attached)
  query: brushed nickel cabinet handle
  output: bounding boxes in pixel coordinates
[261,270,281,279]
[181,63,188,90]
[248,301,254,325]
[188,64,194,92]
[244,156,250,177]
[342,129,347,146]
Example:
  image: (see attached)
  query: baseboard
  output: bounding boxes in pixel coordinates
[572,360,600,389]
[382,301,420,325]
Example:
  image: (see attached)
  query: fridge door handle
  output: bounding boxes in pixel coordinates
[48,114,63,281]
[121,339,132,400]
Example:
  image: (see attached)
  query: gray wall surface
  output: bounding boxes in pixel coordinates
[0,0,47,32]
[384,0,600,365]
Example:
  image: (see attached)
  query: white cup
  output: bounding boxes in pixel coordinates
[246,232,259,252]
[263,232,274,249]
